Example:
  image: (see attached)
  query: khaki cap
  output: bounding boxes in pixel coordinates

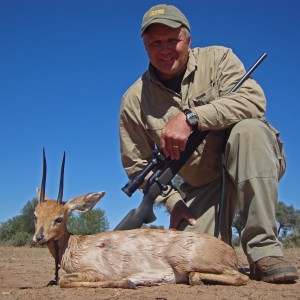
[141,4,190,36]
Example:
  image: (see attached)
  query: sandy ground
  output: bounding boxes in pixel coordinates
[0,246,299,300]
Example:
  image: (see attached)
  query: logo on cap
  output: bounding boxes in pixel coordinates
[149,9,165,17]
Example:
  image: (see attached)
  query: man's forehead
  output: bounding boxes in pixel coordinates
[144,23,184,36]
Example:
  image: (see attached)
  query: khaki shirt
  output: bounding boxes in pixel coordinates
[120,46,266,211]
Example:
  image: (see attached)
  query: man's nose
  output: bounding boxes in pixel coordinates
[160,41,173,52]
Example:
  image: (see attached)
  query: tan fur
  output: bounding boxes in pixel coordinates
[33,192,249,288]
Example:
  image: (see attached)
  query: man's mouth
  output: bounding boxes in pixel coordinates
[160,57,175,62]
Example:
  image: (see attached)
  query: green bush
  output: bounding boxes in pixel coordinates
[6,232,34,247]
[281,234,300,248]
[67,208,110,235]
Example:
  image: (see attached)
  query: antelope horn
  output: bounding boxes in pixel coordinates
[39,148,47,203]
[57,151,66,204]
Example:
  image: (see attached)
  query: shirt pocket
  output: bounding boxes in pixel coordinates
[143,106,180,131]
[143,107,181,144]
[191,83,218,107]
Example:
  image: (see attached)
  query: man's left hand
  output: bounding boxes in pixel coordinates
[169,201,196,229]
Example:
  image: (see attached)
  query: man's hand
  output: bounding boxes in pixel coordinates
[169,201,196,229]
[160,112,191,160]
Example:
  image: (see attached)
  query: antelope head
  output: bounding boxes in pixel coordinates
[33,149,105,245]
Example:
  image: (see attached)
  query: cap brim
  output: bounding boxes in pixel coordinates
[141,19,182,36]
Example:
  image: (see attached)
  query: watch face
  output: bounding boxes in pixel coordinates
[188,113,198,125]
[184,109,198,130]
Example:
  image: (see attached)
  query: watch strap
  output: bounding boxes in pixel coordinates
[183,109,199,131]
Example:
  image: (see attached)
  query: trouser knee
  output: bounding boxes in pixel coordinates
[229,119,268,145]
[225,119,284,183]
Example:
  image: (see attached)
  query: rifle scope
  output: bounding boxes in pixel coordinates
[121,149,166,197]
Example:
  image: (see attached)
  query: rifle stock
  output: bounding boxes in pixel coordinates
[114,53,267,231]
[114,193,157,230]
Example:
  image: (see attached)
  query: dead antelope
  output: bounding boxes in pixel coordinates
[33,150,249,288]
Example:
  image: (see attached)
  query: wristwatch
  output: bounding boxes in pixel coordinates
[183,109,199,131]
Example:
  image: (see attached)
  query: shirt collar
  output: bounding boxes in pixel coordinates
[184,49,197,79]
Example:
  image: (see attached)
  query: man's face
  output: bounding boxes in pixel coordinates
[143,24,191,80]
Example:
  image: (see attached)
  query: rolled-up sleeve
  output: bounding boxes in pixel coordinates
[195,49,266,131]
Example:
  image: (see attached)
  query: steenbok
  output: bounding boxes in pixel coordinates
[33,150,249,288]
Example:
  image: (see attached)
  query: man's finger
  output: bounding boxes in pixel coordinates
[169,201,196,229]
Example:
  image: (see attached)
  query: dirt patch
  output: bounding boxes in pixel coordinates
[0,246,299,299]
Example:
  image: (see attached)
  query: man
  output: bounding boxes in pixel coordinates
[119,4,298,283]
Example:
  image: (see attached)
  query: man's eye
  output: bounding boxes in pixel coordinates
[151,41,160,47]
[169,39,179,44]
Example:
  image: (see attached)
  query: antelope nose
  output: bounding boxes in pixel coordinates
[35,227,44,242]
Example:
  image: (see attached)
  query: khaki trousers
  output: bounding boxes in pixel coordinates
[178,119,286,263]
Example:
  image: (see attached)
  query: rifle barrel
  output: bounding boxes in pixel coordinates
[230,53,267,93]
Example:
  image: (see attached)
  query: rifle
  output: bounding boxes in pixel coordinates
[114,53,267,231]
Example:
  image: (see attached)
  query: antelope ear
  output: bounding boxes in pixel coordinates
[36,188,50,201]
[64,192,105,214]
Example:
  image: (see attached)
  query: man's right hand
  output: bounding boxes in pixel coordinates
[169,200,196,229]
[160,112,191,160]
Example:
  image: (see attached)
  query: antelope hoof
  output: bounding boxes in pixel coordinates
[125,279,138,289]
[189,272,204,286]
[47,279,58,286]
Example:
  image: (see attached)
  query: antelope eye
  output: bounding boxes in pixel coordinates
[54,216,64,225]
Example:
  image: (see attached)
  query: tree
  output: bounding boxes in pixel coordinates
[276,201,300,237]
[0,198,38,246]
[67,208,109,235]
[20,197,38,234]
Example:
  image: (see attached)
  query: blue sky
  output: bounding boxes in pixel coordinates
[1,0,299,230]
